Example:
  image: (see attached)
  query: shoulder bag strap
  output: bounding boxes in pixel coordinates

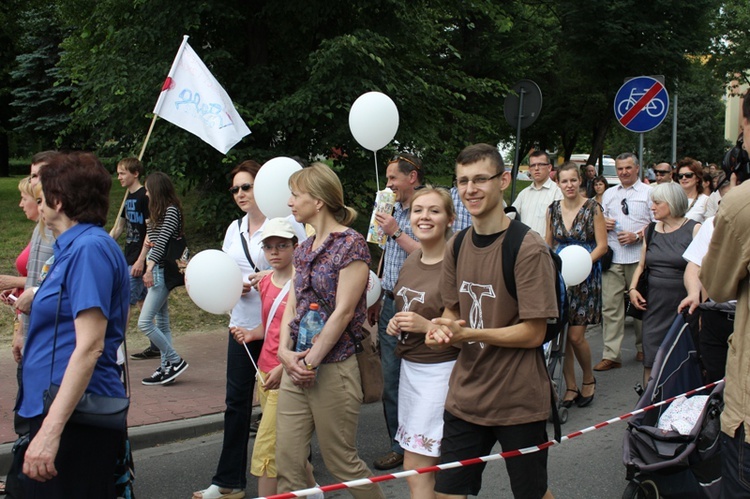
[237,218,258,272]
[265,280,291,338]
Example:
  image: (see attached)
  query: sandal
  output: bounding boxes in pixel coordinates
[577,378,596,408]
[561,388,581,408]
[192,484,246,499]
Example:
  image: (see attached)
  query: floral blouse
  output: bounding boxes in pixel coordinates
[290,228,371,363]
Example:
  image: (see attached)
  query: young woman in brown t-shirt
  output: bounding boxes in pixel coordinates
[386,187,458,499]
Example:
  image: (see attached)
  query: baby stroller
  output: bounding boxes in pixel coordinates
[622,313,724,498]
[544,323,569,424]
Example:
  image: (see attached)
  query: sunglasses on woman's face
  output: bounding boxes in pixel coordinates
[229,183,253,195]
[677,173,695,180]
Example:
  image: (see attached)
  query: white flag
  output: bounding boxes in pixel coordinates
[153,36,251,154]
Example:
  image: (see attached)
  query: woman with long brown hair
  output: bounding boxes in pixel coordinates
[138,172,189,386]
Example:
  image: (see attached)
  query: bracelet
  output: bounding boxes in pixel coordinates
[628,288,635,293]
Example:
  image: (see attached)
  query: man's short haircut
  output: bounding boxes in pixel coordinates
[616,152,640,168]
[118,157,145,178]
[456,143,505,174]
[649,182,689,218]
[31,150,56,167]
[390,152,424,184]
[529,150,552,166]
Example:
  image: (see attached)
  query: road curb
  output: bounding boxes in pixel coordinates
[0,411,231,476]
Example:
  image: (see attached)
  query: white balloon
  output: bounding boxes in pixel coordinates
[366,270,382,308]
[348,92,399,151]
[254,157,303,219]
[185,250,244,315]
[558,245,593,287]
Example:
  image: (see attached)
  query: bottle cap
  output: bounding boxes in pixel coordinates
[310,303,320,310]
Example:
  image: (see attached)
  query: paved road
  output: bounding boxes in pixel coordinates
[133,324,648,498]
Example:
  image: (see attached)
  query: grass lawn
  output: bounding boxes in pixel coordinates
[0,175,227,348]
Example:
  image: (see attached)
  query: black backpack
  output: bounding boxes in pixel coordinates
[453,219,568,344]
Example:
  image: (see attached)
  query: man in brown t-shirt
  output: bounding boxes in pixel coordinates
[427,144,557,499]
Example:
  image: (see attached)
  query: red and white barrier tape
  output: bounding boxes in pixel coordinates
[257,379,723,499]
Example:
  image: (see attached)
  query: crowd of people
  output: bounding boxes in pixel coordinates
[0,96,748,498]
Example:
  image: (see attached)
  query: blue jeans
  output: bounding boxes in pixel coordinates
[212,331,263,489]
[378,295,403,455]
[137,266,180,366]
[721,425,750,497]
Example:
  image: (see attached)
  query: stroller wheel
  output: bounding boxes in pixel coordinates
[558,406,568,424]
[622,479,659,499]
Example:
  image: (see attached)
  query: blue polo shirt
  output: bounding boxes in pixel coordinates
[19,223,129,418]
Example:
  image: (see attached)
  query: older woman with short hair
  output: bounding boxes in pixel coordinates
[18,152,129,498]
[628,182,701,383]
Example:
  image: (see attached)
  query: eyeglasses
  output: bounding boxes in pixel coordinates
[262,242,293,251]
[528,162,551,169]
[455,172,502,188]
[654,170,671,176]
[677,173,695,180]
[229,183,253,194]
[390,155,421,171]
[621,198,629,215]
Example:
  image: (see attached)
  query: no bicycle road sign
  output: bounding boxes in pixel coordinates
[614,76,670,133]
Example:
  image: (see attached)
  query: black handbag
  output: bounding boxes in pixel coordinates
[164,233,188,291]
[625,269,649,320]
[625,223,656,321]
[42,283,130,431]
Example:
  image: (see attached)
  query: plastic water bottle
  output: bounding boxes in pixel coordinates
[296,303,324,352]
[614,220,623,233]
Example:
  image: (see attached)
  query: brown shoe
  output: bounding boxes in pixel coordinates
[373,451,404,470]
[635,351,644,362]
[593,359,622,371]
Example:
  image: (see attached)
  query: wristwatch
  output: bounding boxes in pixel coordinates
[391,228,403,240]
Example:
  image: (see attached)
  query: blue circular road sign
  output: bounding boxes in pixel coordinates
[614,76,670,133]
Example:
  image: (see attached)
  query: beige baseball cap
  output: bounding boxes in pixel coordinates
[260,218,296,242]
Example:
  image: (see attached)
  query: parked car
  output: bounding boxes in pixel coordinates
[569,154,621,187]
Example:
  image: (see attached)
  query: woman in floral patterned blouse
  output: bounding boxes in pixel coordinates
[275,163,384,499]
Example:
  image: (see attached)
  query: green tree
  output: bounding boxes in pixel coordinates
[10,4,74,151]
[527,0,721,164]
[52,0,559,234]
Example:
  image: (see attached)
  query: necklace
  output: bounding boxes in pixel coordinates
[662,218,687,232]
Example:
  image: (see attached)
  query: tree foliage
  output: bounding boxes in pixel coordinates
[3,0,739,235]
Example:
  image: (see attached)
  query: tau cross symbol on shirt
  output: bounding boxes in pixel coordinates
[459,281,496,348]
[396,287,425,343]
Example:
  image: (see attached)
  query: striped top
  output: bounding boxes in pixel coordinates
[601,181,653,264]
[147,205,182,266]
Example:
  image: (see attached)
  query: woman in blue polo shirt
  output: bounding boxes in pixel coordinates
[18,152,129,498]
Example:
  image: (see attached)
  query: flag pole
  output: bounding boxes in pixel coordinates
[112,35,191,229]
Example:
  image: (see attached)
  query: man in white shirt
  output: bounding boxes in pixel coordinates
[595,152,653,371]
[511,151,562,238]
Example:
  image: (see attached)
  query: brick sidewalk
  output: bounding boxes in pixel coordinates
[0,328,229,444]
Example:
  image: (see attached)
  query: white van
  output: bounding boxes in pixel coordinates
[569,154,621,187]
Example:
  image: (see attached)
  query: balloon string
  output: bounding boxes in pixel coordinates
[374,152,380,191]
[243,341,266,385]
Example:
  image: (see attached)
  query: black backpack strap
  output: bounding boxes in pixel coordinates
[452,227,471,268]
[501,219,530,301]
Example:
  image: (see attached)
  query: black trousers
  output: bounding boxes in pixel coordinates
[699,309,734,383]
